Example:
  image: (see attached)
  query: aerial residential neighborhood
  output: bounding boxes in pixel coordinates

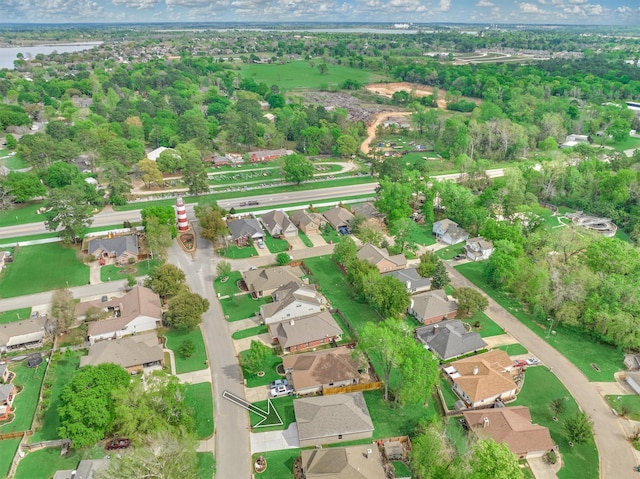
[1,16,640,479]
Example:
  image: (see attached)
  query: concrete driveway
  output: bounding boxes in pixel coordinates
[250,422,300,454]
[286,235,307,250]
[528,456,560,479]
[306,233,327,247]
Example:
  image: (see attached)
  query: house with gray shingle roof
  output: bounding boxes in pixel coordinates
[260,283,324,326]
[227,218,264,246]
[80,332,164,373]
[301,444,386,479]
[0,316,50,353]
[88,234,139,265]
[415,319,487,360]
[409,290,458,325]
[260,210,298,238]
[294,392,374,447]
[243,266,305,298]
[383,267,431,294]
[433,219,469,245]
[465,237,494,261]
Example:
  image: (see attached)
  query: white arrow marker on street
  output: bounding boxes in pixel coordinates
[222,390,284,428]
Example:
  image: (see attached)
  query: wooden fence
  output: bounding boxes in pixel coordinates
[323,381,383,395]
[0,430,29,440]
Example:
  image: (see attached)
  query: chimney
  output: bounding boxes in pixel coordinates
[483,417,489,428]
[473,366,479,375]
[433,324,440,335]
[289,319,295,326]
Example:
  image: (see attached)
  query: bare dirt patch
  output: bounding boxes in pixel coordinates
[365,82,448,109]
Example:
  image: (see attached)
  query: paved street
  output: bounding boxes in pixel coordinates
[445,262,639,479]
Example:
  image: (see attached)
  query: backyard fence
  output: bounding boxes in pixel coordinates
[323,381,383,395]
[330,308,359,341]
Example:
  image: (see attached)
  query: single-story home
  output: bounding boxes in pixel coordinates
[274,311,343,353]
[462,407,554,459]
[80,332,164,374]
[351,202,383,220]
[409,290,458,325]
[52,459,109,479]
[83,286,163,344]
[227,218,265,246]
[0,316,50,353]
[283,346,362,395]
[260,210,298,239]
[300,444,386,479]
[0,383,16,420]
[146,146,172,162]
[465,237,494,262]
[433,219,469,245]
[445,350,518,408]
[87,234,139,265]
[383,267,431,294]
[294,392,374,447]
[248,149,291,163]
[261,283,324,326]
[356,244,407,273]
[415,320,487,361]
[242,266,305,298]
[323,206,355,232]
[289,210,326,235]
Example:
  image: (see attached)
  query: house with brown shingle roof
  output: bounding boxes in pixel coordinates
[445,350,517,408]
[462,407,554,459]
[260,210,298,238]
[356,244,406,273]
[282,346,362,395]
[0,316,50,353]
[274,311,343,353]
[83,286,163,344]
[80,332,164,374]
[323,206,354,231]
[260,283,324,327]
[300,444,386,479]
[409,290,458,325]
[289,210,326,235]
[242,266,305,298]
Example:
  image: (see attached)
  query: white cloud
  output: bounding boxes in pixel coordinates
[438,0,451,12]
[616,6,632,13]
[562,3,607,16]
[519,2,547,14]
[476,0,494,7]
[111,0,160,9]
[568,0,588,3]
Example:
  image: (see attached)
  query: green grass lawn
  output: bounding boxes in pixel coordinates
[364,389,436,440]
[0,153,29,169]
[231,324,268,340]
[298,231,314,247]
[0,439,20,478]
[606,395,640,421]
[249,396,294,432]
[606,135,640,152]
[197,452,216,479]
[0,361,46,433]
[251,449,300,479]
[435,244,465,260]
[464,310,505,338]
[99,259,160,282]
[240,348,283,388]
[332,312,355,343]
[0,243,89,298]
[164,328,209,374]
[413,224,436,246]
[264,234,289,254]
[513,366,598,479]
[220,295,271,322]
[30,351,82,443]
[496,343,529,356]
[0,223,141,247]
[0,308,32,324]
[241,60,388,90]
[304,256,381,336]
[213,271,243,297]
[439,377,459,411]
[0,202,43,227]
[392,461,411,477]
[320,227,343,245]
[14,445,106,479]
[218,244,258,259]
[446,417,471,455]
[456,261,624,382]
[185,382,214,439]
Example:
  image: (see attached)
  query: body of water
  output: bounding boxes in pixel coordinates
[0,42,102,70]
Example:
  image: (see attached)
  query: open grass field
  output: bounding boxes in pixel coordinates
[364,389,435,440]
[465,310,505,338]
[241,61,388,91]
[0,243,89,298]
[185,382,214,439]
[213,271,243,297]
[100,259,160,282]
[264,234,289,254]
[0,439,20,479]
[514,366,599,479]
[0,203,44,227]
[14,445,106,479]
[197,452,216,479]
[455,261,624,382]
[0,153,29,169]
[606,394,640,421]
[218,244,258,259]
[412,224,436,246]
[496,343,529,355]
[30,351,82,443]
[220,295,271,322]
[606,135,640,152]
[0,360,46,434]
[164,328,209,374]
[240,347,283,388]
[231,324,268,340]
[0,308,32,324]
[436,244,465,260]
[249,396,294,432]
[251,449,300,479]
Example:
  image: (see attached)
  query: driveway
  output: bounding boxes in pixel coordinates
[250,422,300,454]
[306,233,327,247]
[483,333,519,348]
[528,456,560,479]
[445,263,639,478]
[286,235,306,250]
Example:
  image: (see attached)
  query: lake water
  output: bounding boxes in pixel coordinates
[0,42,102,70]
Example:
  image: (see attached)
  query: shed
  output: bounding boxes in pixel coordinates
[384,441,404,460]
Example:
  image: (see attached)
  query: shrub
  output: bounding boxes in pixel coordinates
[545,450,557,465]
[179,339,196,359]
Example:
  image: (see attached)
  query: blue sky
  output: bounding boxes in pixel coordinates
[0,0,638,25]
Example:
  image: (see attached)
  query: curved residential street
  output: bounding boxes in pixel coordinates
[445,263,638,479]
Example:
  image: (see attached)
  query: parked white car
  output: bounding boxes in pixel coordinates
[270,385,293,398]
[526,358,541,366]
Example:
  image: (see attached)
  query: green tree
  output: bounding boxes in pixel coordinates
[145,263,186,299]
[242,340,272,376]
[51,288,76,333]
[563,411,594,444]
[418,251,439,278]
[58,363,131,448]
[157,148,185,173]
[165,291,210,330]
[44,185,93,243]
[431,260,450,289]
[99,161,131,205]
[142,205,177,238]
[178,143,209,195]
[549,398,565,419]
[145,216,173,260]
[194,201,228,243]
[391,218,419,253]
[333,235,357,267]
[137,158,164,189]
[45,161,80,188]
[318,63,328,75]
[375,181,412,224]
[282,153,314,184]
[276,252,291,266]
[216,260,232,280]
[5,134,17,150]
[411,419,462,479]
[3,171,46,203]
[469,439,523,479]
[364,275,411,319]
[336,135,358,156]
[179,339,196,359]
[453,287,489,317]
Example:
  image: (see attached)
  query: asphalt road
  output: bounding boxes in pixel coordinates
[445,262,638,479]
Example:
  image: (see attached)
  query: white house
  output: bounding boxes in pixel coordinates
[465,237,494,261]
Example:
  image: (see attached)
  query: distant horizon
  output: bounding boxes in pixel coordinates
[0,0,637,27]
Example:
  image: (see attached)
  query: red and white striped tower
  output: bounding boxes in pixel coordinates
[176,197,189,231]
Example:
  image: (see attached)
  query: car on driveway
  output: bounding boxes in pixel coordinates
[106,438,131,450]
[270,384,293,398]
[269,379,289,389]
[513,359,527,368]
[526,358,541,366]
